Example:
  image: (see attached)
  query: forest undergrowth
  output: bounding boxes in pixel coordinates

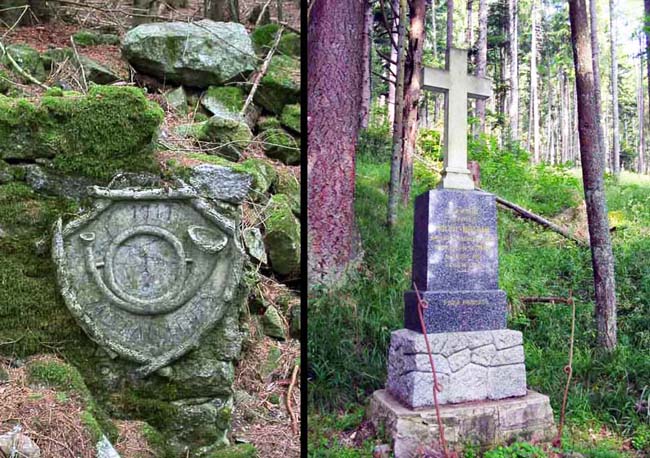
[308,124,650,457]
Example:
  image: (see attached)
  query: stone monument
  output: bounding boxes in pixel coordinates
[369,48,555,457]
[53,174,248,455]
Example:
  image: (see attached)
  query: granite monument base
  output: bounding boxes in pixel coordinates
[368,389,555,458]
[387,329,526,408]
[404,290,507,333]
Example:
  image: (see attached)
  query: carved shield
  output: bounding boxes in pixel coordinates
[53,186,244,377]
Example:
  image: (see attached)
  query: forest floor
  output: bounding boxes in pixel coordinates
[0,1,301,457]
[308,132,650,457]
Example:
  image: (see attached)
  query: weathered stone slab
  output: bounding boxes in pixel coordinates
[52,186,245,377]
[387,329,526,408]
[368,389,555,458]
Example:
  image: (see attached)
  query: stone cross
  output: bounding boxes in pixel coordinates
[423,47,492,190]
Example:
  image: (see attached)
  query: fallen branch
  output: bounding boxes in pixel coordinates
[255,0,272,27]
[476,187,588,247]
[241,25,285,117]
[69,36,87,92]
[286,363,299,435]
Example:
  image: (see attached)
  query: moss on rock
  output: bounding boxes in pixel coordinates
[251,23,281,55]
[197,114,252,161]
[264,194,300,277]
[280,103,300,134]
[72,30,121,47]
[2,44,46,83]
[253,55,300,115]
[0,86,163,180]
[202,86,245,115]
[257,116,281,132]
[261,127,300,165]
[210,444,258,458]
[274,169,300,216]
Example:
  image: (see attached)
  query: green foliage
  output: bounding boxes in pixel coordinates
[417,128,442,159]
[483,442,548,458]
[632,424,650,451]
[212,444,258,458]
[469,135,581,216]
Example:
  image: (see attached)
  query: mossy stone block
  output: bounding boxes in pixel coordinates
[262,305,285,340]
[253,55,300,115]
[211,443,258,458]
[165,86,188,114]
[198,114,253,161]
[279,32,300,57]
[274,169,300,216]
[257,116,281,132]
[201,86,245,116]
[2,44,46,83]
[262,127,300,165]
[251,23,280,55]
[72,30,120,47]
[264,194,300,277]
[280,103,300,134]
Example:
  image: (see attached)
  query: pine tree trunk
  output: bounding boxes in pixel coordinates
[308,0,366,286]
[610,0,620,176]
[568,0,618,351]
[645,0,650,136]
[360,1,373,129]
[528,0,540,161]
[475,0,488,132]
[400,0,427,204]
[589,0,606,171]
[507,0,519,140]
[387,0,408,228]
[388,0,400,128]
[204,0,239,22]
[639,35,646,174]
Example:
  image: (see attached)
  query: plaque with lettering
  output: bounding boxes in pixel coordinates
[53,186,244,376]
[405,189,506,333]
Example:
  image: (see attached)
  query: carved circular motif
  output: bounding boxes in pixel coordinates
[104,225,188,314]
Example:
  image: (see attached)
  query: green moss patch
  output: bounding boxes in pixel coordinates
[280,103,300,134]
[72,30,120,47]
[0,86,163,180]
[253,55,300,114]
[264,194,300,276]
[203,86,245,114]
[2,43,46,83]
[251,23,281,55]
[211,443,258,458]
[261,128,300,165]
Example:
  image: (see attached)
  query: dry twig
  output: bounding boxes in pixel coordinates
[286,363,299,435]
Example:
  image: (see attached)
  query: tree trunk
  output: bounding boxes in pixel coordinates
[204,0,239,22]
[589,0,606,171]
[360,1,373,129]
[639,35,646,174]
[399,0,427,204]
[308,0,366,286]
[387,0,408,228]
[133,0,160,25]
[645,0,650,138]
[609,0,620,176]
[388,0,400,128]
[475,0,488,132]
[568,0,618,350]
[507,0,518,140]
[528,0,540,161]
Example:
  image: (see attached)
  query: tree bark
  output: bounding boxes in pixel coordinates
[568,0,618,350]
[399,0,426,204]
[528,0,540,161]
[308,0,366,286]
[589,0,606,172]
[387,0,408,228]
[609,0,620,175]
[507,0,518,140]
[645,0,650,140]
[360,0,373,130]
[475,0,488,132]
[639,35,646,174]
[388,0,399,127]
[204,0,239,22]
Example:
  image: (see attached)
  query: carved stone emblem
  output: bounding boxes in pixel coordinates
[53,186,244,376]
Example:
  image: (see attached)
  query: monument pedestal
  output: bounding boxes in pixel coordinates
[368,389,555,458]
